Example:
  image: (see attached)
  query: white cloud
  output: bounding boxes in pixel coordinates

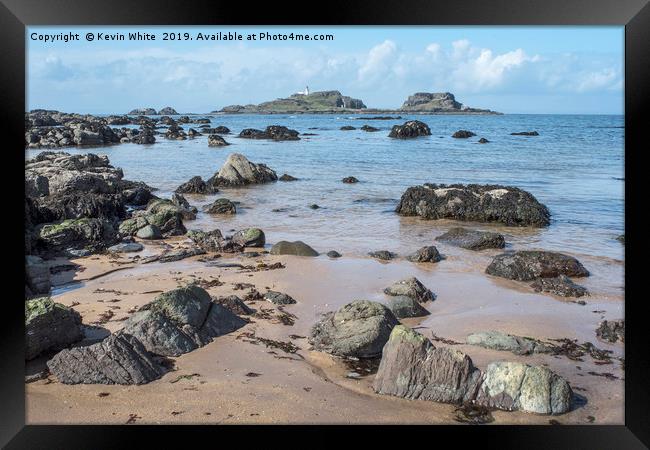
[357,40,397,83]
[576,68,618,92]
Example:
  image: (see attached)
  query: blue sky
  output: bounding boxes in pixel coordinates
[27,26,624,114]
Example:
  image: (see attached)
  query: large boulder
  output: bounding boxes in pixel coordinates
[232,228,265,247]
[203,198,236,215]
[118,199,186,237]
[485,251,589,281]
[47,333,165,385]
[158,106,178,115]
[396,184,551,227]
[121,285,247,357]
[435,227,505,251]
[475,361,573,415]
[383,277,434,303]
[175,176,217,194]
[270,240,318,256]
[26,297,83,360]
[373,325,482,404]
[30,193,126,223]
[309,300,399,358]
[206,153,277,188]
[239,126,300,141]
[385,296,430,319]
[388,120,431,138]
[34,218,118,256]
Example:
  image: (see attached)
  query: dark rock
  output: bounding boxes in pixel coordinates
[136,224,162,240]
[26,297,83,360]
[486,251,589,281]
[596,319,624,343]
[616,234,624,244]
[34,218,118,256]
[25,255,51,297]
[388,120,432,138]
[342,176,359,183]
[373,325,481,404]
[208,134,230,146]
[530,275,589,298]
[206,153,277,188]
[203,198,236,215]
[511,131,539,136]
[170,193,198,220]
[270,241,318,256]
[279,174,298,181]
[239,128,269,139]
[396,183,551,227]
[47,333,165,385]
[478,138,489,143]
[265,125,300,141]
[187,128,202,138]
[360,125,380,132]
[452,130,476,138]
[231,228,265,247]
[406,246,442,263]
[327,250,342,258]
[368,250,397,261]
[265,291,297,305]
[121,285,247,357]
[129,108,157,115]
[340,126,356,131]
[30,193,126,223]
[187,229,232,253]
[385,296,430,318]
[436,227,505,250]
[175,176,217,195]
[213,126,230,134]
[309,300,399,358]
[164,123,187,140]
[158,107,178,115]
[384,277,434,303]
[309,204,320,209]
[214,295,254,315]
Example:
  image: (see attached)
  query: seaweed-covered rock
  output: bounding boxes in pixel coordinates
[466,331,552,355]
[206,153,277,188]
[486,251,589,281]
[385,296,430,319]
[30,193,126,223]
[435,227,505,251]
[373,325,482,404]
[475,361,572,414]
[121,285,247,357]
[47,333,165,385]
[452,130,476,138]
[187,229,228,252]
[203,198,236,215]
[265,291,297,305]
[596,319,624,343]
[270,240,318,256]
[175,176,217,195]
[530,275,589,298]
[136,224,162,240]
[406,246,442,263]
[384,277,434,303]
[309,300,399,358]
[368,250,397,260]
[265,125,300,141]
[170,193,197,220]
[342,176,359,183]
[26,297,83,360]
[388,120,431,138]
[119,199,186,237]
[214,295,254,315]
[396,184,550,227]
[34,218,118,256]
[232,228,265,247]
[208,134,230,147]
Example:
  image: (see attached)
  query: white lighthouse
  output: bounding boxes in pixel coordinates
[295,86,310,96]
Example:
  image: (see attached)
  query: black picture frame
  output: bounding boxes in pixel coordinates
[2,0,647,447]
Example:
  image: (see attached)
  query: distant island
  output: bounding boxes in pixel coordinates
[210,90,500,115]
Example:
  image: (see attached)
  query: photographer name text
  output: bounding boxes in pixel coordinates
[30,31,335,43]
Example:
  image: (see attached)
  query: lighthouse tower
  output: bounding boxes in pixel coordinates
[304,86,310,95]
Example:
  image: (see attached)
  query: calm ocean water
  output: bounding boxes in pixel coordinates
[26,113,624,268]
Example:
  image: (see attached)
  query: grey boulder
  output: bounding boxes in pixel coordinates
[386,296,430,318]
[466,331,552,355]
[435,227,505,251]
[530,275,589,298]
[383,277,434,303]
[406,246,442,263]
[270,240,318,256]
[26,297,83,360]
[486,251,589,281]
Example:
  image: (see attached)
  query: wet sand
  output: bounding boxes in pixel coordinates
[26,236,624,425]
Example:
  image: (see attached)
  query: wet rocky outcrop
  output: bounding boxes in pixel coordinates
[406,246,442,263]
[270,240,318,256]
[511,131,539,136]
[25,255,51,298]
[485,251,589,281]
[384,277,434,303]
[239,125,300,141]
[530,275,589,298]
[309,300,399,358]
[118,198,187,237]
[206,153,277,188]
[466,331,552,355]
[175,176,218,195]
[170,193,198,220]
[232,228,265,247]
[452,130,476,138]
[396,183,551,227]
[208,134,230,147]
[47,332,165,385]
[388,120,431,139]
[203,198,237,215]
[121,285,247,357]
[265,291,297,305]
[385,296,430,319]
[435,227,505,251]
[158,107,178,115]
[596,320,624,343]
[34,218,118,257]
[373,326,573,415]
[187,229,243,253]
[26,297,83,360]
[279,174,298,181]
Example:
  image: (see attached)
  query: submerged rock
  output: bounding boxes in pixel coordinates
[279,174,298,181]
[406,246,442,263]
[309,300,399,358]
[207,153,277,188]
[435,227,505,251]
[385,296,430,319]
[486,251,589,281]
[327,250,342,258]
[270,240,318,256]
[265,291,297,305]
[388,120,431,138]
[26,297,83,360]
[466,330,552,355]
[596,319,624,343]
[361,125,380,132]
[121,285,247,357]
[342,176,359,184]
[368,250,397,260]
[47,333,165,385]
[203,198,237,215]
[384,277,434,303]
[340,126,356,131]
[208,134,230,147]
[530,275,589,298]
[373,325,482,404]
[478,138,490,143]
[396,184,550,227]
[452,130,476,138]
[475,361,572,414]
[511,131,539,136]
